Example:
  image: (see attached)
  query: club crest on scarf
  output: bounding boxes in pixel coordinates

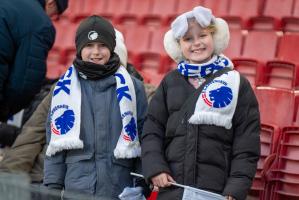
[50,104,75,135]
[201,79,233,108]
[123,116,137,141]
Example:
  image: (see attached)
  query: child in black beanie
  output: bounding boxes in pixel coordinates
[43,15,148,199]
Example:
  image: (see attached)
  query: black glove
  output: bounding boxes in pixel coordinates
[0,123,20,146]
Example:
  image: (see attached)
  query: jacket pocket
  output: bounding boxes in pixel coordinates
[111,155,135,168]
[64,154,95,191]
[65,154,93,164]
[110,155,134,196]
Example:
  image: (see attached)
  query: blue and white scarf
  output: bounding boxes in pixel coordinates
[178,55,233,78]
[46,65,140,158]
[178,55,240,129]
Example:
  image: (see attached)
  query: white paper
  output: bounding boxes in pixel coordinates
[182,186,225,200]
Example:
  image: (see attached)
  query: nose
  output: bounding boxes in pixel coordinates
[193,37,201,46]
[91,45,100,54]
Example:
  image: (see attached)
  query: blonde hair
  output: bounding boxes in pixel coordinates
[187,17,216,35]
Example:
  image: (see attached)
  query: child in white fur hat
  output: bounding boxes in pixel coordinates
[141,6,260,200]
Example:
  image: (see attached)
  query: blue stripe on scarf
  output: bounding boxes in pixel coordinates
[177,55,231,78]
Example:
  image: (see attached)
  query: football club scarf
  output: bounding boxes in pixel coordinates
[177,55,240,129]
[46,65,140,158]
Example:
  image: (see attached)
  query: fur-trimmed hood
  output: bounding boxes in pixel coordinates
[115,29,128,68]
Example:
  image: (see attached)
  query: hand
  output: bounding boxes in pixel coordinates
[225,195,236,200]
[151,172,175,188]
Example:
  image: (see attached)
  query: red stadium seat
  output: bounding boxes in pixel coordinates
[223,0,261,29]
[202,0,230,17]
[138,27,169,74]
[101,0,130,24]
[242,30,280,62]
[124,26,151,70]
[142,0,177,28]
[71,0,108,22]
[232,58,265,87]
[248,123,281,200]
[263,61,299,89]
[232,30,280,86]
[267,126,299,200]
[57,0,79,22]
[118,0,151,26]
[176,0,203,15]
[137,27,169,86]
[282,0,299,32]
[223,29,245,59]
[277,33,299,64]
[255,87,295,127]
[232,30,280,87]
[292,92,299,126]
[250,0,293,30]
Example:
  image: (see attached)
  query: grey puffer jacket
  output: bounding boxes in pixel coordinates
[44,74,148,199]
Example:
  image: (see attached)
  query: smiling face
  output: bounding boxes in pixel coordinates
[179,19,214,64]
[81,42,111,65]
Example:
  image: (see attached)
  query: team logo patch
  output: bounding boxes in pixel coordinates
[201,80,233,108]
[121,111,137,142]
[88,31,98,40]
[50,104,75,135]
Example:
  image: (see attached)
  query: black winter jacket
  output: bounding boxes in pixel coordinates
[141,70,260,200]
[0,0,55,121]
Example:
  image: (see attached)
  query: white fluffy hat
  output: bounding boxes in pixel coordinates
[114,29,128,68]
[164,6,230,63]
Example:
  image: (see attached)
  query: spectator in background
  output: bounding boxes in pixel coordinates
[0,78,57,148]
[0,0,68,122]
[141,6,260,200]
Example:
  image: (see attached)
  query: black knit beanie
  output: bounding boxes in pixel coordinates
[75,15,116,57]
[55,0,68,14]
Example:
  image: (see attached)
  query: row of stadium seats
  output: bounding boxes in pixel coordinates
[250,123,299,200]
[59,0,299,32]
[245,87,299,199]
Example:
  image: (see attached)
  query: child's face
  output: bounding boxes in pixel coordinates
[179,20,214,64]
[81,42,111,65]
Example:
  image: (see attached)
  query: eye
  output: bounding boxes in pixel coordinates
[200,34,207,38]
[182,36,192,41]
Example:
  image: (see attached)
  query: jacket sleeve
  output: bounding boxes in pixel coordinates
[0,17,55,120]
[132,78,148,175]
[141,79,171,183]
[135,78,148,140]
[43,92,66,187]
[223,76,261,200]
[0,91,51,173]
[0,16,15,119]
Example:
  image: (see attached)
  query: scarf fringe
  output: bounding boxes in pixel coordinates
[46,138,83,156]
[114,142,141,158]
[189,112,232,129]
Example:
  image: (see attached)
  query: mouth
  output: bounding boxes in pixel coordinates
[192,48,205,53]
[89,58,103,63]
